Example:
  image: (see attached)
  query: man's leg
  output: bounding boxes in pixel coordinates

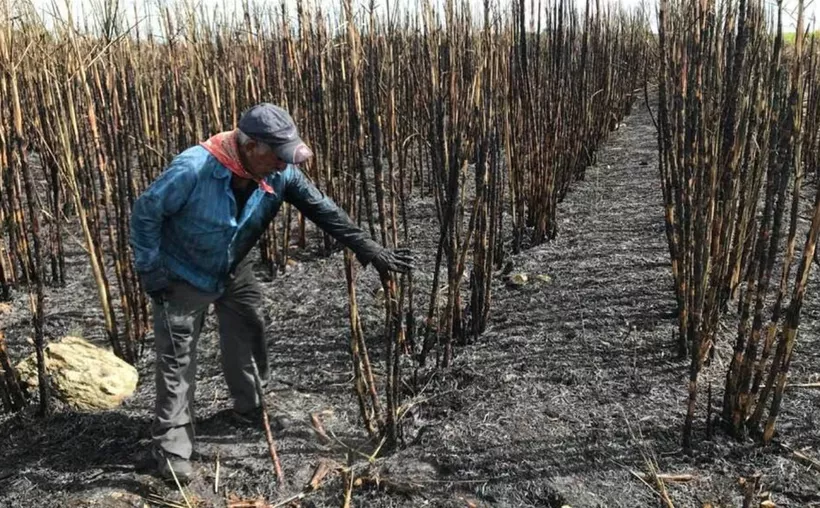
[152,280,215,462]
[214,260,268,414]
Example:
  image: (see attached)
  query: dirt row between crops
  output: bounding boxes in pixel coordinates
[2,98,820,508]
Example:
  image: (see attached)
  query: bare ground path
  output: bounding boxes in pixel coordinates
[1,100,819,508]
[408,99,692,507]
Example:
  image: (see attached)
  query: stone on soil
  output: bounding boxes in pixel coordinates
[15,336,138,410]
[508,273,529,286]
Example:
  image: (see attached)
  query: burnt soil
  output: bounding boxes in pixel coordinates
[2,100,820,508]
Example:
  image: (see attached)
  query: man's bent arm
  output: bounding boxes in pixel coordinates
[284,167,383,265]
[130,160,198,277]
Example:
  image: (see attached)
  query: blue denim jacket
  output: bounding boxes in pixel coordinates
[130,145,380,293]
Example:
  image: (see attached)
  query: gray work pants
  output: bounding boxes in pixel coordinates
[151,260,268,459]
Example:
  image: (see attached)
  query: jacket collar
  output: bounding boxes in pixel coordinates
[212,163,280,189]
[212,163,231,179]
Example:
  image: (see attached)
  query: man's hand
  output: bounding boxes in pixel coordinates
[140,268,171,304]
[371,248,414,276]
[148,288,171,305]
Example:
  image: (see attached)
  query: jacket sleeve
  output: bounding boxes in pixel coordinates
[283,167,383,265]
[129,157,198,277]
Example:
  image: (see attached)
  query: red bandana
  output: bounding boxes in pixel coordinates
[200,130,275,194]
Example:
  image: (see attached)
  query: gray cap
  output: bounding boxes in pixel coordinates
[238,103,314,164]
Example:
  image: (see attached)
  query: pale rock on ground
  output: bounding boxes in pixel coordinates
[16,335,138,411]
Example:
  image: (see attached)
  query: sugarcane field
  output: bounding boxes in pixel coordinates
[3,0,820,505]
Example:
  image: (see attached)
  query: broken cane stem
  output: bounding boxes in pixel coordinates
[252,363,284,483]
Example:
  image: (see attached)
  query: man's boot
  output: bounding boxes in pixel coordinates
[152,447,194,484]
[231,406,291,431]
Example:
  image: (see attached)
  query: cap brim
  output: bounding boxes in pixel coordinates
[274,140,313,164]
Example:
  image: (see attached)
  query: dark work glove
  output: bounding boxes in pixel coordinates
[148,288,171,305]
[371,248,414,277]
[140,267,171,304]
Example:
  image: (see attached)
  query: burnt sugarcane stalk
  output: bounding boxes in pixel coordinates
[342,0,389,439]
[0,331,26,412]
[10,63,50,416]
[656,0,816,448]
[746,0,809,442]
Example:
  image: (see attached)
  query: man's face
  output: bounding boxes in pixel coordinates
[244,140,289,179]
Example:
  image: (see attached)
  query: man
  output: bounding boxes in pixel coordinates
[130,103,412,482]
